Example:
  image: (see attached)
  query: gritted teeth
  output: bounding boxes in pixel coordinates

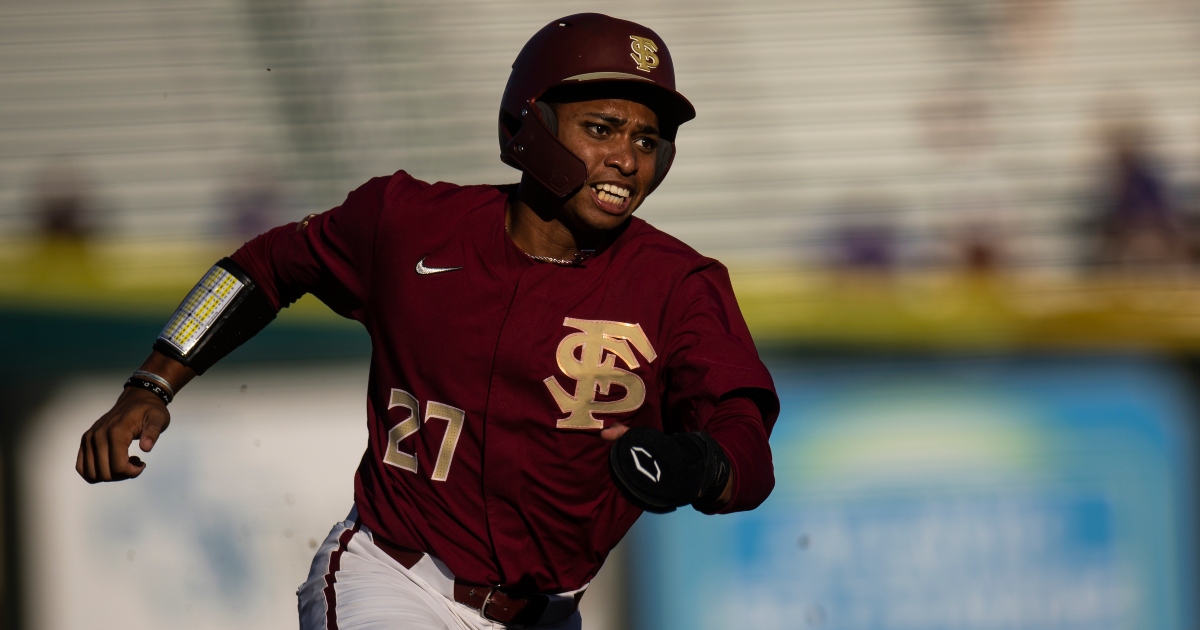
[591,183,631,197]
[597,190,625,205]
[591,183,631,205]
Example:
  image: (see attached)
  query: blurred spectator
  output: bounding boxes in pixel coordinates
[998,0,1062,60]
[1090,122,1187,268]
[1185,119,1200,260]
[31,156,96,240]
[926,0,1001,56]
[918,82,1011,274]
[23,156,103,289]
[954,198,1007,274]
[218,166,287,241]
[937,164,1012,275]
[828,195,901,273]
[925,0,1062,60]
[919,81,991,155]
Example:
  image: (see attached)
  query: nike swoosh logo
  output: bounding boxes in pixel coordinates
[415,256,462,275]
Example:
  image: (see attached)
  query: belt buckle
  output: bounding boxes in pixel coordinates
[479,587,501,622]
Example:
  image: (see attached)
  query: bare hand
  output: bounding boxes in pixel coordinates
[76,387,171,482]
[600,422,629,442]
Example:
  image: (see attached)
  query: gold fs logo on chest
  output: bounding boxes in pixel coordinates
[629,35,660,73]
[545,318,657,429]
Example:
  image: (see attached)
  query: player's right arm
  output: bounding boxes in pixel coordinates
[76,175,396,483]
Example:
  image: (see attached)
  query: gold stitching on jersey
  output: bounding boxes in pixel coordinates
[544,318,657,429]
[383,388,420,473]
[426,401,465,482]
[296,213,319,232]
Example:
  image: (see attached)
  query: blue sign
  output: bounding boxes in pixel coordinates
[631,357,1195,630]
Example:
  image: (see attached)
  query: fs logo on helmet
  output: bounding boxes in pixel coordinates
[629,35,660,73]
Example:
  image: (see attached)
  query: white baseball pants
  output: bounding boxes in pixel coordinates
[297,510,583,630]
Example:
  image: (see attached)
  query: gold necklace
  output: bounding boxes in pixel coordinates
[525,252,593,266]
[505,219,595,266]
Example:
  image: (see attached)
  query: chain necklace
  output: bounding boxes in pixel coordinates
[525,251,594,266]
[505,218,597,266]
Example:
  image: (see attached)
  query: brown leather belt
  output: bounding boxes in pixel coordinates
[371,535,576,626]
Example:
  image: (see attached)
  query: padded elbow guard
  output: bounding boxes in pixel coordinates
[154,258,277,374]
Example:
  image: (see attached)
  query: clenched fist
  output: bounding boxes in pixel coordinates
[76,386,171,482]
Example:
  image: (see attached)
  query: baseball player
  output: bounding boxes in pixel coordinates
[77,13,779,629]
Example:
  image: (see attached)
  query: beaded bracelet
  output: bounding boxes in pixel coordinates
[132,370,175,398]
[125,376,173,406]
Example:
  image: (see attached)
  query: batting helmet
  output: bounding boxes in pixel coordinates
[499,13,696,197]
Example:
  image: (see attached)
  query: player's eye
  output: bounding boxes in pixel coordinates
[585,123,610,137]
[635,137,659,151]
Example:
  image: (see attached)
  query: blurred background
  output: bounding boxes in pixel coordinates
[2,0,1199,628]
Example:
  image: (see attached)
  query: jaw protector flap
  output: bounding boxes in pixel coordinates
[651,137,675,194]
[511,99,677,198]
[505,100,588,198]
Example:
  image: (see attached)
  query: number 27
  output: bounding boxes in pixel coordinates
[383,388,465,482]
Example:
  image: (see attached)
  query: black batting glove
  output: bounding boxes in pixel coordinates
[608,427,731,514]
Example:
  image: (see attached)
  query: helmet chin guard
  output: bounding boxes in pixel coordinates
[499,13,696,198]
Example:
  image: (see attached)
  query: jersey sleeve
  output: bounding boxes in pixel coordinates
[660,261,780,513]
[229,174,396,322]
[701,395,774,513]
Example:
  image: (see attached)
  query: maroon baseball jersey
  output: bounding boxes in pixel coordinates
[231,171,779,593]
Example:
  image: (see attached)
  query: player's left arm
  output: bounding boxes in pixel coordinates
[602,392,765,512]
[606,262,779,514]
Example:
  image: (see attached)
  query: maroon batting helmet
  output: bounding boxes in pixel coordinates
[499,13,696,197]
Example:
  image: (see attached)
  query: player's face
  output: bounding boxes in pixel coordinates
[553,98,661,232]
